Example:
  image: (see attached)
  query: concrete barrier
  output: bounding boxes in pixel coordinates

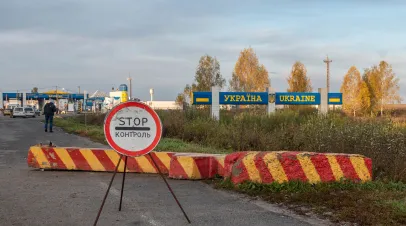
[27,145,174,174]
[225,151,372,184]
[168,153,226,180]
[27,145,373,184]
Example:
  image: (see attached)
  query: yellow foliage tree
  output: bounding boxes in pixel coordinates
[287,61,312,92]
[340,66,362,116]
[363,61,401,115]
[358,80,371,115]
[229,47,270,92]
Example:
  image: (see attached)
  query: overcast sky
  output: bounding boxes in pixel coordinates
[1,0,405,101]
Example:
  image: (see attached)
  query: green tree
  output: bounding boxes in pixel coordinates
[31,87,38,93]
[176,55,224,106]
[175,84,196,106]
[363,61,401,115]
[194,54,226,91]
[229,47,270,92]
[287,61,312,92]
[340,66,362,116]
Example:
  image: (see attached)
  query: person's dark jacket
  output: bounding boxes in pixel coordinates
[44,102,57,116]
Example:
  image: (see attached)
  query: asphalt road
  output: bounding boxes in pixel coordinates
[0,115,330,226]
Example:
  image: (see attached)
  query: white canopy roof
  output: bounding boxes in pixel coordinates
[90,90,109,98]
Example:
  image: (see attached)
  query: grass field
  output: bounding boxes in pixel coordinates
[67,108,406,182]
[53,116,228,154]
[207,178,406,225]
[53,110,406,225]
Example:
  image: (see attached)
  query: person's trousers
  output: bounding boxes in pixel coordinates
[44,115,54,130]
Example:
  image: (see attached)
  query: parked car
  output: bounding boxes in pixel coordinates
[24,107,36,118]
[10,107,26,118]
[28,105,41,116]
[35,107,41,116]
[3,107,12,116]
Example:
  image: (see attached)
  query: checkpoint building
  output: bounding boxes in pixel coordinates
[1,90,88,113]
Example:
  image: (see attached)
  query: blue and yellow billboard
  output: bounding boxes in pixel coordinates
[192,91,343,106]
[192,92,212,105]
[276,92,320,105]
[220,92,268,105]
[327,93,343,105]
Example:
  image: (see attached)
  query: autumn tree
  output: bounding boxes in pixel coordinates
[31,87,38,93]
[175,55,225,105]
[340,66,362,116]
[175,93,185,107]
[194,55,225,91]
[229,47,270,92]
[363,61,401,115]
[175,84,196,106]
[358,80,371,115]
[287,61,312,92]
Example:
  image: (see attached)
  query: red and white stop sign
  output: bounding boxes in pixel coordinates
[104,101,162,157]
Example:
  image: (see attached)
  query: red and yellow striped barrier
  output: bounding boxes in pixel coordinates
[168,153,226,180]
[226,151,372,184]
[27,146,174,174]
[27,145,373,184]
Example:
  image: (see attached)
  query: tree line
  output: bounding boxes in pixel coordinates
[176,47,401,116]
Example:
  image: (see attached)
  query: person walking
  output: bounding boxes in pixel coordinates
[43,100,57,132]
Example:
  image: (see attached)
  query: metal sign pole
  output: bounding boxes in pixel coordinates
[93,155,123,226]
[119,156,128,211]
[98,101,192,225]
[148,153,191,224]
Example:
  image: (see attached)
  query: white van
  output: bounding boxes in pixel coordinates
[11,107,26,118]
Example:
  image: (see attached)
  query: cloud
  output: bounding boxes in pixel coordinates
[0,0,405,101]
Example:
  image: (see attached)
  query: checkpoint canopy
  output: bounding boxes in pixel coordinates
[104,101,162,157]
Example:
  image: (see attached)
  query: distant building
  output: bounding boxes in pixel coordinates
[143,101,182,110]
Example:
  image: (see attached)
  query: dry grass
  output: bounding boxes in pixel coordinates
[53,117,228,154]
[208,178,406,225]
[68,109,406,182]
[54,113,406,225]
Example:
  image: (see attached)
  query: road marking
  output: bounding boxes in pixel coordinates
[99,182,162,226]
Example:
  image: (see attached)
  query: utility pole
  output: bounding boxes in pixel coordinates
[127,73,132,100]
[55,85,59,110]
[16,90,19,106]
[78,86,81,94]
[323,55,332,93]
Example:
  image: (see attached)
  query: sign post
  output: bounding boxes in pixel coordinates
[211,86,220,120]
[94,101,190,226]
[0,92,3,109]
[266,87,275,115]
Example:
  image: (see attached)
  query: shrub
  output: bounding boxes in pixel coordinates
[70,109,406,182]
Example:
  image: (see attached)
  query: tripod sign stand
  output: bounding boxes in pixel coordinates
[93,101,191,225]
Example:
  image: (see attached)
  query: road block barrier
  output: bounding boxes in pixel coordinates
[225,151,372,184]
[27,145,174,174]
[168,153,226,180]
[27,145,373,184]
